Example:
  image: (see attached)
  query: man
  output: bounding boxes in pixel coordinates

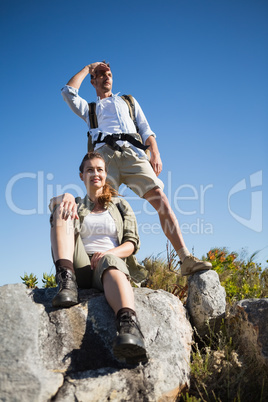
[61,61,211,275]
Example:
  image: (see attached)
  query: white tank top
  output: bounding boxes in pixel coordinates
[81,210,119,254]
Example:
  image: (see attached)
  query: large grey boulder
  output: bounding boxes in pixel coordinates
[0,284,63,402]
[230,298,268,369]
[186,270,226,337]
[0,284,193,402]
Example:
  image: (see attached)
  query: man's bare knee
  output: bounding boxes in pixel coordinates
[144,187,170,213]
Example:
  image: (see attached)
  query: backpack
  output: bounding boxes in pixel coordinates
[87,94,150,158]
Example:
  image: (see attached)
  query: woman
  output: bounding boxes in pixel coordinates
[49,152,147,363]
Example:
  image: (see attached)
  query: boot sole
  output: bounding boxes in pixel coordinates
[52,297,79,308]
[113,334,148,364]
[181,266,211,276]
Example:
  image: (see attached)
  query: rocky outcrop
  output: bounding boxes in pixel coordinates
[0,284,193,402]
[0,284,64,402]
[4,271,268,401]
[230,298,268,369]
[186,270,226,337]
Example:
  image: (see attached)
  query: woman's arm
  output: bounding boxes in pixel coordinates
[90,241,135,270]
[117,199,140,253]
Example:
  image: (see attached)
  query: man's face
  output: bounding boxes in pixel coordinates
[91,66,113,96]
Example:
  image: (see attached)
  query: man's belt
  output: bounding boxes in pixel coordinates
[92,133,149,153]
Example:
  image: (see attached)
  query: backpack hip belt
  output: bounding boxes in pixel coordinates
[93,132,149,153]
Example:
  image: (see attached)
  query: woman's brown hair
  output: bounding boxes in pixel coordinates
[79,152,118,207]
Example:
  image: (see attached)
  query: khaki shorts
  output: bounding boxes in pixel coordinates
[50,209,130,291]
[73,232,130,291]
[97,144,164,197]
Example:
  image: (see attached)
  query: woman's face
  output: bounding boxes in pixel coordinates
[80,157,107,192]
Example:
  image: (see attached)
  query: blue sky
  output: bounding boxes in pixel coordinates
[1,0,267,287]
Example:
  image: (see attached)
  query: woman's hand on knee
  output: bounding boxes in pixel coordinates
[90,252,105,270]
[57,193,79,220]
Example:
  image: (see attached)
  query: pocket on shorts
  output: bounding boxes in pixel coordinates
[98,144,115,163]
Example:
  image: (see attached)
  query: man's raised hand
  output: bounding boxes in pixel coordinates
[88,62,110,78]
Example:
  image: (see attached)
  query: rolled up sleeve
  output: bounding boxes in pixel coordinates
[118,199,140,254]
[61,85,90,124]
[134,98,156,144]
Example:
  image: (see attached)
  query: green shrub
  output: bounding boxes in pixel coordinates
[42,273,56,288]
[20,273,38,289]
[206,248,268,303]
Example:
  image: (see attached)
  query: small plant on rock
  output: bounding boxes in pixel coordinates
[42,273,56,288]
[20,273,38,289]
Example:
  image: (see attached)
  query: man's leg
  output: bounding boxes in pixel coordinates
[143,187,212,275]
[50,206,78,307]
[104,147,211,275]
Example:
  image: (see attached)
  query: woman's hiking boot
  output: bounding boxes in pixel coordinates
[113,311,148,364]
[52,268,79,308]
[180,255,212,276]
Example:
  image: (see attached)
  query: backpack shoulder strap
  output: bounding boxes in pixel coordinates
[89,96,138,132]
[112,198,124,220]
[88,102,98,129]
[121,94,139,133]
[121,94,150,160]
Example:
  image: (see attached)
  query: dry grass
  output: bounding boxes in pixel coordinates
[178,311,268,402]
[142,244,268,402]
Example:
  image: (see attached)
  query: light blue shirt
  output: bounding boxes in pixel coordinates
[61,85,156,157]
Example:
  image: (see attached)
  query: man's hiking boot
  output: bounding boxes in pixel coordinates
[180,255,212,276]
[113,311,148,364]
[52,268,79,308]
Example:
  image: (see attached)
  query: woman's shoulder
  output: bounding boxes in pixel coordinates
[75,195,94,214]
[111,196,129,206]
[110,196,133,212]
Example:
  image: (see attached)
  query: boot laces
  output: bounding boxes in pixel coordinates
[59,270,73,290]
[179,255,198,265]
[119,313,144,338]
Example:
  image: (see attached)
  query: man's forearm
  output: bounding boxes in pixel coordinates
[66,62,109,90]
[145,135,162,176]
[66,66,90,90]
[145,135,160,156]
